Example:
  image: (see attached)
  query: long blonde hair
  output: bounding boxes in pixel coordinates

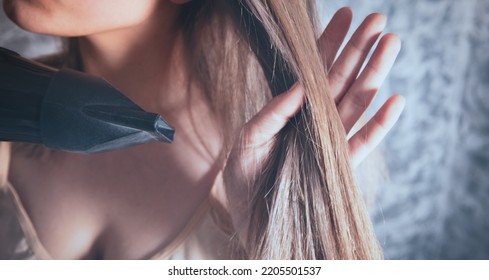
[67,0,382,259]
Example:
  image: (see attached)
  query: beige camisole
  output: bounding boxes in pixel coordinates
[0,142,235,259]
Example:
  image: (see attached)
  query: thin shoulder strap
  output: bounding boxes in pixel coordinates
[0,142,11,186]
[0,142,52,259]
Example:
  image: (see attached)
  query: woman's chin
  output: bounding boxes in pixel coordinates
[3,0,70,36]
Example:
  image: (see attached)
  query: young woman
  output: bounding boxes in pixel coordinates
[0,0,404,259]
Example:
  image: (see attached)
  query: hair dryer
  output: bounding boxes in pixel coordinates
[0,47,174,153]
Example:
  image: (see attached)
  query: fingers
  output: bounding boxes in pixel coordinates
[243,84,305,147]
[328,13,387,103]
[318,7,352,70]
[338,33,402,134]
[349,94,405,167]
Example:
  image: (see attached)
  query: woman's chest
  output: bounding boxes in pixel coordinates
[8,140,222,259]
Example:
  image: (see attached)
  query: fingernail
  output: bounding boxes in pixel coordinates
[370,13,387,30]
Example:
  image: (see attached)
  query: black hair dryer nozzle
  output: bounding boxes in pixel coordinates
[0,46,174,153]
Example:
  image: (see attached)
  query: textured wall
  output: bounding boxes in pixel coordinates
[1,0,489,259]
[322,0,489,259]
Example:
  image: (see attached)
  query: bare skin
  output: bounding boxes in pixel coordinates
[6,0,221,259]
[4,1,404,259]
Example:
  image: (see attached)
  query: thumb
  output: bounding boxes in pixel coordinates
[243,84,305,146]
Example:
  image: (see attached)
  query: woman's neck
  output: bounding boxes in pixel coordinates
[77,2,188,116]
[75,3,221,165]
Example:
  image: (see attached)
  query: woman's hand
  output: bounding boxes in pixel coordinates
[320,8,405,167]
[240,8,404,169]
[216,8,405,241]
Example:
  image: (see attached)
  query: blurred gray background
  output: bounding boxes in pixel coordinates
[1,0,489,259]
